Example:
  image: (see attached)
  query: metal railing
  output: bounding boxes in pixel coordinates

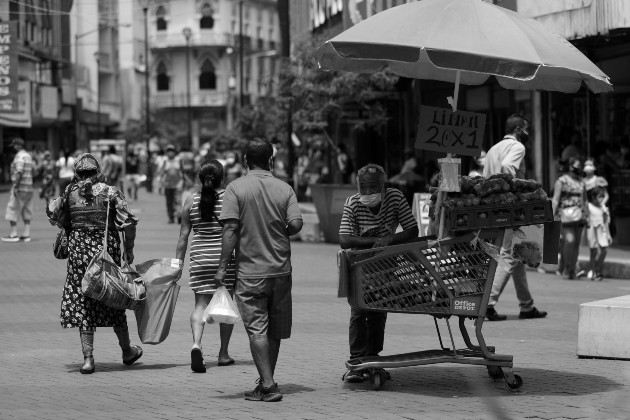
[153,91,230,108]
[150,31,233,48]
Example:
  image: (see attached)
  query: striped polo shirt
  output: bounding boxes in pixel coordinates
[11,150,34,193]
[339,188,417,240]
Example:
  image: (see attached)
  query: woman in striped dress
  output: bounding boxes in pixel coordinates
[176,160,236,373]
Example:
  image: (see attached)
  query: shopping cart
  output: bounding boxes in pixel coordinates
[338,229,523,391]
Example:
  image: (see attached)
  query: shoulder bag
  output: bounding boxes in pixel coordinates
[52,186,72,259]
[81,188,146,310]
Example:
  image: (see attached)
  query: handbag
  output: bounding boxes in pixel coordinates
[559,206,583,224]
[81,188,146,311]
[53,228,69,259]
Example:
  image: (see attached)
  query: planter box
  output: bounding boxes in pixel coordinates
[310,184,358,244]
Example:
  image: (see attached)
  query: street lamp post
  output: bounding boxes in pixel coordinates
[94,51,101,139]
[183,27,193,148]
[142,5,153,192]
[239,1,244,109]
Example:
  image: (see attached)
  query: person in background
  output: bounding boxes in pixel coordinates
[102,146,124,189]
[561,131,584,162]
[57,150,75,194]
[2,138,34,242]
[586,187,612,281]
[214,137,303,402]
[552,157,589,280]
[336,144,353,184]
[175,160,237,373]
[583,159,608,204]
[39,151,57,201]
[158,145,183,224]
[483,114,547,321]
[468,150,486,178]
[125,148,141,201]
[224,150,245,185]
[339,163,418,383]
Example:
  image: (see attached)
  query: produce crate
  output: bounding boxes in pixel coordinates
[445,200,553,231]
[346,233,494,316]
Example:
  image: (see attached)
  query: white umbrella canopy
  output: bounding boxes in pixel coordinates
[316,0,612,94]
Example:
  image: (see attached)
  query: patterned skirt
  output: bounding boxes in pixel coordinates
[60,228,127,331]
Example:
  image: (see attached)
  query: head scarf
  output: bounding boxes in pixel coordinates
[73,153,106,199]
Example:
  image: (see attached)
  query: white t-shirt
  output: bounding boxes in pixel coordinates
[483,135,526,178]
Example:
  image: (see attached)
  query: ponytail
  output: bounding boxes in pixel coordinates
[198,160,225,222]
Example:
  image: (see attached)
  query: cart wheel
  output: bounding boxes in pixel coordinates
[372,371,384,390]
[504,373,523,392]
[487,366,503,381]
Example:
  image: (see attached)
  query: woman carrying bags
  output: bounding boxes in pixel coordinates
[47,153,142,374]
[552,157,590,280]
[175,160,237,373]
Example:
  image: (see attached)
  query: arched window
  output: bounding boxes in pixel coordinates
[156,62,170,91]
[156,6,167,31]
[199,59,216,90]
[200,3,214,29]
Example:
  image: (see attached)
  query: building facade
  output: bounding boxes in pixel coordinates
[0,0,64,181]
[147,0,280,151]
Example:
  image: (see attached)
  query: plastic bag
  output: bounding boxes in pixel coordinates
[202,286,240,324]
[133,258,181,344]
[511,225,545,268]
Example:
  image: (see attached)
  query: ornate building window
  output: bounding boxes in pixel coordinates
[199,59,216,90]
[200,3,215,29]
[156,6,168,31]
[156,61,170,91]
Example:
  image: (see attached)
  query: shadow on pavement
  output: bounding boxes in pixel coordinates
[216,383,316,399]
[341,365,622,397]
[64,362,187,373]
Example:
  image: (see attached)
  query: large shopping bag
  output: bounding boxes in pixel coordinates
[134,258,182,344]
[512,221,561,268]
[202,286,240,324]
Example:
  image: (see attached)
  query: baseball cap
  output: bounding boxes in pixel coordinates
[584,160,596,172]
[165,144,176,152]
[10,137,25,147]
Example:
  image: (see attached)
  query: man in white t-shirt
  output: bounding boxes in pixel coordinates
[483,114,547,322]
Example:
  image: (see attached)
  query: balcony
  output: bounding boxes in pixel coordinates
[153,91,230,108]
[150,31,233,50]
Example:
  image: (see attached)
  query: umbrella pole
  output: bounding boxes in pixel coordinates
[436,71,462,239]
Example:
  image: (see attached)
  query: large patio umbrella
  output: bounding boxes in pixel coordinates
[316,0,612,94]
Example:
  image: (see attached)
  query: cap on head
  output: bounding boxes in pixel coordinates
[10,137,25,148]
[357,163,386,183]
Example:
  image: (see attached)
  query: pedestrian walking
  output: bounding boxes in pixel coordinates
[214,137,303,402]
[46,153,142,374]
[586,187,612,281]
[158,145,183,224]
[101,145,124,189]
[2,138,34,243]
[125,148,141,201]
[583,159,608,204]
[483,114,547,321]
[551,157,589,280]
[223,150,245,185]
[338,163,418,383]
[175,160,237,373]
[38,151,57,201]
[56,150,75,194]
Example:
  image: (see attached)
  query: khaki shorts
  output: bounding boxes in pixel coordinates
[235,274,292,340]
[5,190,33,223]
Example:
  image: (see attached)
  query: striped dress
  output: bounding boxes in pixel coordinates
[189,190,236,294]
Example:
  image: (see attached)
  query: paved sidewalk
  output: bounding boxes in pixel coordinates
[0,190,629,419]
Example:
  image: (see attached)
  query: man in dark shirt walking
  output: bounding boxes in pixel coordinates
[215,137,303,402]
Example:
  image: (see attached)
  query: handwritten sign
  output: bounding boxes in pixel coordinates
[415,106,486,157]
[0,22,18,112]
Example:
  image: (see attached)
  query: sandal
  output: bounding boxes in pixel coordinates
[191,348,206,373]
[218,353,235,366]
[122,345,143,366]
[80,356,95,374]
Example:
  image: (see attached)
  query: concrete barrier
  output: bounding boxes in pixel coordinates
[577,295,630,360]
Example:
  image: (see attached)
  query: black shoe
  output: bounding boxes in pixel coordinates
[343,369,365,383]
[191,348,206,373]
[519,307,547,319]
[122,345,143,365]
[244,381,283,402]
[486,306,507,321]
[244,378,263,398]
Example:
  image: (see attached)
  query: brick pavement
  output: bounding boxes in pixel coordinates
[0,190,629,420]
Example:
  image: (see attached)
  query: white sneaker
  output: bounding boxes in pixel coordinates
[20,236,31,242]
[1,235,20,242]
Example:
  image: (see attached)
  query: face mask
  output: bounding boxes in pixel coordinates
[518,128,529,145]
[226,157,235,165]
[359,193,382,208]
[570,166,581,175]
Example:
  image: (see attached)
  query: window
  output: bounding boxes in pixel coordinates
[199,59,216,90]
[200,3,214,29]
[156,6,167,31]
[156,62,170,91]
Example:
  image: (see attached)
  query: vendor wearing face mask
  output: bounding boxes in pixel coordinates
[338,163,418,383]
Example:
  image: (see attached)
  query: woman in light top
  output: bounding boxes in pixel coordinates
[175,160,237,373]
